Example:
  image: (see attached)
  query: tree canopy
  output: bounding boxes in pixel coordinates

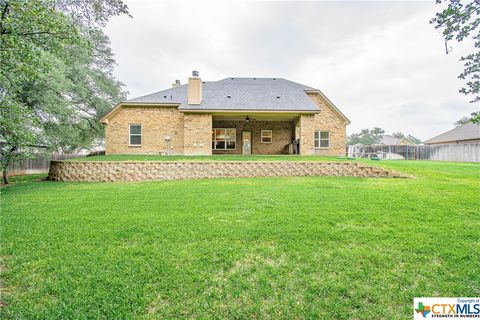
[0,0,129,182]
[391,132,422,145]
[347,127,385,145]
[348,128,421,146]
[432,0,480,123]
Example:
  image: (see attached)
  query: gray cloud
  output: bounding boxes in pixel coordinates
[104,0,478,140]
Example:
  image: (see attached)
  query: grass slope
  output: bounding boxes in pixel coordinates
[1,161,479,319]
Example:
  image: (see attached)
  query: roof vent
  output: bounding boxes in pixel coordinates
[276,96,281,99]
[253,78,256,80]
[273,78,277,80]
[172,79,181,88]
[163,95,167,98]
[227,95,231,98]
[230,77,234,80]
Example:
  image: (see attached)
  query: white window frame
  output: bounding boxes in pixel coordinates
[261,130,273,144]
[314,131,330,149]
[129,124,142,146]
[212,128,236,150]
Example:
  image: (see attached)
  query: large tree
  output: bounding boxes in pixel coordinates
[432,0,480,123]
[347,127,385,145]
[348,128,421,145]
[391,132,422,145]
[0,0,129,183]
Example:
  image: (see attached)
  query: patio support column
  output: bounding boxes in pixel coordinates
[299,114,315,155]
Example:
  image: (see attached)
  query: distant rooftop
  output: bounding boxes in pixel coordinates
[379,135,415,146]
[379,135,402,145]
[424,122,480,144]
[127,77,321,112]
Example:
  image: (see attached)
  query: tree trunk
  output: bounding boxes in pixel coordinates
[3,166,9,184]
[1,147,16,184]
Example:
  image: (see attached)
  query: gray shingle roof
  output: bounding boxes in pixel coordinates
[378,135,415,145]
[127,77,321,112]
[424,122,480,144]
[379,135,402,145]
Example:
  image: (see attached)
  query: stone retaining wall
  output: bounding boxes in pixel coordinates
[48,161,409,182]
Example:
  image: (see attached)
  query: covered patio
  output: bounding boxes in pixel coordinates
[211,112,301,155]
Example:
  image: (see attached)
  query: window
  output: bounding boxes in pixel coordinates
[314,131,330,148]
[129,124,142,146]
[261,130,272,143]
[212,128,236,150]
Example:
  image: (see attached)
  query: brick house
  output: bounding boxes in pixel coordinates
[100,71,350,156]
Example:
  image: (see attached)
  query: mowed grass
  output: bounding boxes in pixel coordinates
[1,160,479,319]
[69,154,347,162]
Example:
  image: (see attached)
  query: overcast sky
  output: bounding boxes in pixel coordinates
[104,0,478,140]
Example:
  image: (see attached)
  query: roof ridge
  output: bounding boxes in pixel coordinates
[219,76,284,79]
[127,84,186,102]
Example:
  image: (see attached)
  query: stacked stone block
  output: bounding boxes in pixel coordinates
[48,161,409,182]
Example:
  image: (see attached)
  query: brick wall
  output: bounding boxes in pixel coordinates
[299,93,348,156]
[183,113,212,155]
[103,92,348,157]
[105,106,184,155]
[48,161,409,182]
[212,120,294,155]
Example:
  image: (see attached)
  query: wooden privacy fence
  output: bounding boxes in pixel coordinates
[347,143,480,162]
[7,153,86,175]
[415,144,480,162]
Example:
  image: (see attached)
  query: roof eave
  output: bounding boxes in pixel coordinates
[424,138,477,144]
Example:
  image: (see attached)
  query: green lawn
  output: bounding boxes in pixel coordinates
[69,154,348,162]
[1,160,479,319]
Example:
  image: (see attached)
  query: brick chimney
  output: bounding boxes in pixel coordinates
[187,70,202,105]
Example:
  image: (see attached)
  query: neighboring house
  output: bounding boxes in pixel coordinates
[378,135,415,146]
[376,135,416,160]
[424,122,480,145]
[101,71,350,156]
